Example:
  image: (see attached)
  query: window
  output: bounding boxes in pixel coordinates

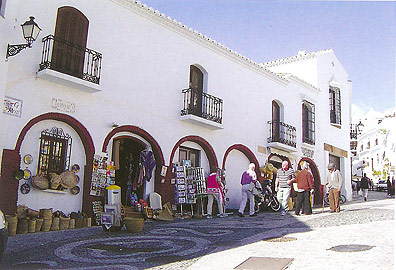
[188,65,204,117]
[367,141,370,149]
[360,145,363,152]
[179,146,200,167]
[0,0,6,17]
[329,86,341,125]
[302,101,315,145]
[37,127,72,177]
[375,138,378,146]
[52,6,89,78]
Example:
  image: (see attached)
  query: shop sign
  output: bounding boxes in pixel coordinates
[3,96,22,117]
[52,98,75,113]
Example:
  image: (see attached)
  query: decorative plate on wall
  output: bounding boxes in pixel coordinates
[23,154,33,165]
[15,169,24,180]
[70,186,80,195]
[20,182,31,194]
[23,169,32,180]
[71,164,80,173]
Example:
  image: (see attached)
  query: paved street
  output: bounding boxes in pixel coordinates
[1,191,394,270]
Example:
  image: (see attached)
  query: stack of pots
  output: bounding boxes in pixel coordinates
[5,215,17,236]
[39,208,53,232]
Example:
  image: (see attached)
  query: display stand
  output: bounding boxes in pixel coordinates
[173,165,208,217]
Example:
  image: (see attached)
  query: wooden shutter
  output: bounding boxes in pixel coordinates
[52,6,89,78]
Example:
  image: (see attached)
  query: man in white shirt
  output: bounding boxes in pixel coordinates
[325,163,343,212]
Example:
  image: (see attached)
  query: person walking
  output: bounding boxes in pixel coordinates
[206,168,227,218]
[325,163,343,213]
[386,176,392,197]
[290,161,314,215]
[238,163,257,217]
[275,161,295,216]
[360,173,370,201]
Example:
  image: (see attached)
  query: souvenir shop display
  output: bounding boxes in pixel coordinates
[173,164,207,216]
[92,201,104,225]
[23,154,33,165]
[90,154,116,197]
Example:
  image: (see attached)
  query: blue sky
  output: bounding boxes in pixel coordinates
[142,0,396,119]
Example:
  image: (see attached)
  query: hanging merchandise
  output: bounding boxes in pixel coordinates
[20,182,31,194]
[140,150,156,182]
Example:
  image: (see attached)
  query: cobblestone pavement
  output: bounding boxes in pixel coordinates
[1,191,394,270]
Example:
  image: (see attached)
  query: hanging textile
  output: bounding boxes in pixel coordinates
[140,150,156,182]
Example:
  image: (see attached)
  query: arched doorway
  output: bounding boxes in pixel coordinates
[222,144,259,209]
[102,125,165,203]
[297,157,322,205]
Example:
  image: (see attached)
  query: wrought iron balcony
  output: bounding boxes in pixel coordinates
[38,35,102,84]
[267,120,296,148]
[181,88,223,124]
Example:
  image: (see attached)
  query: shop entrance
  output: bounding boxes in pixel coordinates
[112,137,146,206]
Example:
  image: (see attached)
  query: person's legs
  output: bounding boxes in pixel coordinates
[207,194,214,216]
[334,190,340,212]
[329,189,336,212]
[238,185,248,215]
[303,191,312,214]
[248,190,255,216]
[295,192,304,215]
[215,193,224,215]
[363,189,368,201]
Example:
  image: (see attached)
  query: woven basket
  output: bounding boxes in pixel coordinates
[124,217,144,233]
[68,218,76,229]
[17,218,28,234]
[5,215,17,236]
[31,175,49,190]
[28,219,36,233]
[50,217,60,231]
[49,173,62,189]
[59,217,70,230]
[27,208,40,218]
[60,171,79,188]
[41,218,52,232]
[39,208,53,219]
[35,218,44,232]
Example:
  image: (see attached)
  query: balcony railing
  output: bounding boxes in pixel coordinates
[267,120,296,148]
[39,35,102,84]
[181,88,223,124]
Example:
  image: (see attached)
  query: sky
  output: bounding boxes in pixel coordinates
[142,0,396,121]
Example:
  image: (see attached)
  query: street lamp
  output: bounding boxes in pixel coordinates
[6,16,41,60]
[356,120,364,135]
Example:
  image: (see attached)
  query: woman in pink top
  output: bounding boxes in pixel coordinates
[206,168,227,218]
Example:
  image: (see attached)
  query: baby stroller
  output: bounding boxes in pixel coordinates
[249,180,281,212]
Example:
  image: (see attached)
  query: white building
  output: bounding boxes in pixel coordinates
[355,108,396,183]
[0,0,352,220]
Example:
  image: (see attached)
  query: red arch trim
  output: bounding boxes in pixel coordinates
[222,144,260,179]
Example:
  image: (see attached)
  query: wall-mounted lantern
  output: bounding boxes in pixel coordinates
[6,16,41,60]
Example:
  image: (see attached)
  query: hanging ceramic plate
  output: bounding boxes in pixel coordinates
[70,186,80,195]
[23,169,32,180]
[15,169,24,180]
[23,154,33,165]
[71,164,80,173]
[20,182,31,194]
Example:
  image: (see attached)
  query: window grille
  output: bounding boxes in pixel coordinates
[37,127,72,177]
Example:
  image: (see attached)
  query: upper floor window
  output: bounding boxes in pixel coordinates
[0,0,6,17]
[329,86,341,125]
[37,127,72,178]
[367,141,371,149]
[52,6,89,78]
[302,101,315,145]
[360,145,363,152]
[375,138,378,146]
